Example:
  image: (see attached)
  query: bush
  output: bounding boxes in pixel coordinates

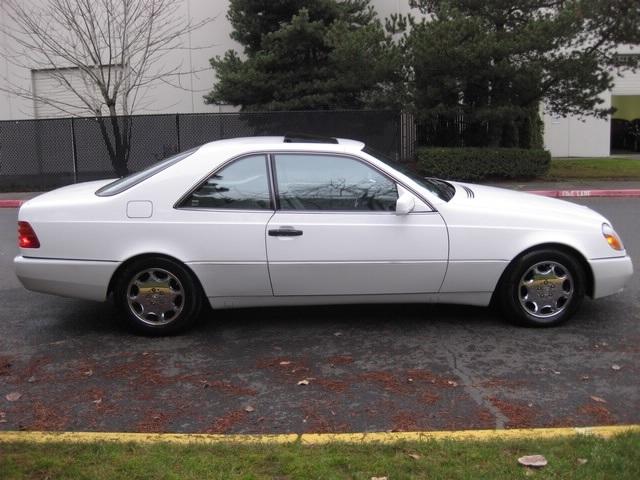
[416,147,550,182]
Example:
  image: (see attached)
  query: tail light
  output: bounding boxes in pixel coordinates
[18,221,40,248]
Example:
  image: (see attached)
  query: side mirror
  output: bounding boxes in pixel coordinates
[395,186,415,215]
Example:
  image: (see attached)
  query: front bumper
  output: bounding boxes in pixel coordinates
[14,256,119,302]
[590,255,633,299]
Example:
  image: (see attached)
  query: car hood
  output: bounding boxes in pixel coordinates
[447,182,607,224]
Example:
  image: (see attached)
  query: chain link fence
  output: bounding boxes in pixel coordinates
[0,110,408,190]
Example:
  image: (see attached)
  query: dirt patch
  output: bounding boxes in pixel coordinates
[359,371,407,393]
[420,392,440,405]
[136,411,171,433]
[315,378,350,393]
[391,411,419,432]
[28,402,70,431]
[255,356,312,378]
[406,369,458,389]
[21,356,54,383]
[479,378,526,390]
[201,380,257,397]
[103,353,170,386]
[578,403,615,424]
[206,409,248,434]
[0,356,13,376]
[489,397,536,428]
[327,355,354,366]
[300,404,348,433]
[474,407,496,426]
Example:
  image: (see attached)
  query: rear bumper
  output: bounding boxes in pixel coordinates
[590,255,633,299]
[14,256,119,302]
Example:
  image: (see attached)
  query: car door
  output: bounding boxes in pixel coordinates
[266,153,449,296]
[176,154,275,298]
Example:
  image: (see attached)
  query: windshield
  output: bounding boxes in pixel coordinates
[361,146,456,201]
[96,147,198,197]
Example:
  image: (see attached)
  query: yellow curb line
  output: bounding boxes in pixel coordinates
[0,425,638,445]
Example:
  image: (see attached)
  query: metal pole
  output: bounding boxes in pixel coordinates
[71,117,78,183]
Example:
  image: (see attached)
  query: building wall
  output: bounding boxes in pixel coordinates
[543,65,640,157]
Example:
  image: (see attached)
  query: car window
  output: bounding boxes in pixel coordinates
[96,147,198,197]
[274,154,398,211]
[362,146,455,202]
[180,154,271,210]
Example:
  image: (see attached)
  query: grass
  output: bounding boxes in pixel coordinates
[547,157,640,180]
[1,433,639,479]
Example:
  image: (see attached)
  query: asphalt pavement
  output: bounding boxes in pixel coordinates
[0,198,638,434]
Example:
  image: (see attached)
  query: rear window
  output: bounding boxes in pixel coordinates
[95,148,198,197]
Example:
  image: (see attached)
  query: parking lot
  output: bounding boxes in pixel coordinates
[0,197,638,434]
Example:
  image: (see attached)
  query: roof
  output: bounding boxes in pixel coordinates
[199,136,366,151]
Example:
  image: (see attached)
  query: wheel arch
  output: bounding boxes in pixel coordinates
[107,252,206,299]
[491,242,594,305]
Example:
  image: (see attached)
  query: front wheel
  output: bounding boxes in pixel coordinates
[114,257,202,335]
[497,249,586,327]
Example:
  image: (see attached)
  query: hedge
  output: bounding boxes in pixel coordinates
[416,147,551,182]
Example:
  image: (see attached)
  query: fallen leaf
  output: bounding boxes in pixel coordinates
[611,364,621,371]
[407,452,421,460]
[5,392,21,402]
[577,458,588,465]
[590,395,607,403]
[518,455,548,468]
[245,405,255,413]
[297,379,310,386]
[279,361,291,366]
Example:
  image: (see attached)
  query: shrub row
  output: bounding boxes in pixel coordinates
[415,147,550,182]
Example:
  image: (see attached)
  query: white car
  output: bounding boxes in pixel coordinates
[14,136,633,334]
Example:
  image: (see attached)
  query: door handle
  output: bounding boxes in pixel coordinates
[268,227,303,237]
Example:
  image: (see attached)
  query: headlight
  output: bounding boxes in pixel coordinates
[602,223,624,251]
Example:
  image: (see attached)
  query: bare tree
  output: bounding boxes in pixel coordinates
[1,0,211,176]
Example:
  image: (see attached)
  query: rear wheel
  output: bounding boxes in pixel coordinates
[498,249,585,327]
[114,257,202,335]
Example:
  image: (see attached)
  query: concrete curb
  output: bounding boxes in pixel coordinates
[530,189,640,198]
[0,200,24,208]
[0,425,638,445]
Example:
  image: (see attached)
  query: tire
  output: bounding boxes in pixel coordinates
[497,249,586,327]
[114,257,202,335]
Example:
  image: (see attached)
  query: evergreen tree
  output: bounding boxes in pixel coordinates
[206,0,403,110]
[402,0,640,147]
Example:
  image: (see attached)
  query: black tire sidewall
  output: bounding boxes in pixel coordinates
[499,249,585,327]
[114,257,202,335]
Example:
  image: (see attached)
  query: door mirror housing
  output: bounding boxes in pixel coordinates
[395,186,415,215]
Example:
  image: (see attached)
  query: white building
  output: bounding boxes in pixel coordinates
[1,0,638,157]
